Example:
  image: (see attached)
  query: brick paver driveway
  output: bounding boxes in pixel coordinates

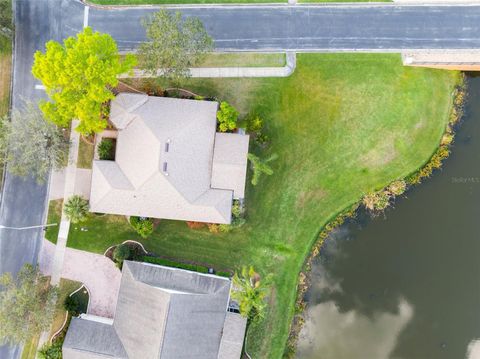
[39,239,121,318]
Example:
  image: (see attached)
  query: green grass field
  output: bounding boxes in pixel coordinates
[89,0,389,4]
[53,54,459,358]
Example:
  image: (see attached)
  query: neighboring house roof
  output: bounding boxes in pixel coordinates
[63,261,247,359]
[89,93,250,224]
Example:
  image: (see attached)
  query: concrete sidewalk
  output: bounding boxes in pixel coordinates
[120,52,296,79]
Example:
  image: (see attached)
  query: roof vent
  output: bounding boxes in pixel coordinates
[163,162,168,176]
[165,142,170,152]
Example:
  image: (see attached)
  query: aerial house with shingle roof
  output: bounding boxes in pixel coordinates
[89,93,249,224]
[62,261,247,359]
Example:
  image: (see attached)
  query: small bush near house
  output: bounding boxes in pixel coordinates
[113,243,131,268]
[64,295,80,316]
[129,216,154,238]
[63,195,89,224]
[207,223,220,233]
[98,138,115,160]
[245,112,263,133]
[186,221,206,229]
[38,340,63,359]
[217,101,238,132]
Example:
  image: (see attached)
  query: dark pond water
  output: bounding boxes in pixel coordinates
[296,75,480,359]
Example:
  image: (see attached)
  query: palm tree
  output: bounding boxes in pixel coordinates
[247,153,278,186]
[231,266,269,323]
[63,195,89,223]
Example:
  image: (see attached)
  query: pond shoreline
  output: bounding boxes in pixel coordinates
[285,74,468,357]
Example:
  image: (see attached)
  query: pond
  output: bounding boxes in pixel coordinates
[296,75,480,359]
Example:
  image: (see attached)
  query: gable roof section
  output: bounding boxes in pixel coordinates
[63,317,127,359]
[123,261,231,359]
[211,133,250,199]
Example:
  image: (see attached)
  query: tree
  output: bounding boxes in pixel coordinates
[63,195,89,223]
[217,101,238,132]
[0,0,12,39]
[0,103,70,183]
[139,10,213,80]
[38,340,62,359]
[247,153,278,186]
[0,264,57,344]
[231,266,269,323]
[113,243,131,269]
[129,216,154,238]
[32,27,136,135]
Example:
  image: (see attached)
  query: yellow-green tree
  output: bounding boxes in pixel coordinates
[32,27,136,135]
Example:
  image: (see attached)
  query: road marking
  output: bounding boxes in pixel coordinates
[35,84,46,90]
[84,6,89,28]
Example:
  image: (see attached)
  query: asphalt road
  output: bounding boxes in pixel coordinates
[3,0,480,358]
[88,4,480,52]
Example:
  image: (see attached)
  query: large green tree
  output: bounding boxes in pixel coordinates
[0,264,57,344]
[0,103,70,183]
[32,27,136,135]
[0,0,12,39]
[139,10,213,80]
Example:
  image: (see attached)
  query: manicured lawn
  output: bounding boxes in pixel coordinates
[77,138,95,169]
[48,54,459,358]
[49,279,84,339]
[199,52,286,68]
[20,334,39,359]
[91,0,389,4]
[0,37,11,117]
[45,200,62,244]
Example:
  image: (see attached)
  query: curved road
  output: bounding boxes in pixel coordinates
[3,0,480,357]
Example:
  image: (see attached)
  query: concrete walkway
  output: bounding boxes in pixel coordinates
[39,239,121,318]
[120,52,296,79]
[50,121,81,286]
[49,168,92,201]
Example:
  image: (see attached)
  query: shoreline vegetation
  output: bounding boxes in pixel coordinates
[45,54,461,358]
[285,74,468,356]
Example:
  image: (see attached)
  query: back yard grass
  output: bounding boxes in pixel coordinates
[53,54,459,357]
[90,0,389,4]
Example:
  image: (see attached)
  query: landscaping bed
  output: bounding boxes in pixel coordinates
[46,54,460,358]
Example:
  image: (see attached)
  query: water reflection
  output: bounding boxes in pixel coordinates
[296,75,480,359]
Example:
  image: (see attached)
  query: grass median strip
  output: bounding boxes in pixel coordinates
[46,53,459,357]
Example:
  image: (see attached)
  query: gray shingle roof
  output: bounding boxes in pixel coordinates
[90,94,249,224]
[63,317,127,359]
[63,261,246,359]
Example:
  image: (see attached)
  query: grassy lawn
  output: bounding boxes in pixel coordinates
[20,335,40,359]
[0,37,11,117]
[77,137,95,169]
[91,0,389,4]
[47,54,459,357]
[49,279,84,339]
[199,52,286,68]
[45,200,62,244]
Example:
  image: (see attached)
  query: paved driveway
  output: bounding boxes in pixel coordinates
[39,239,121,318]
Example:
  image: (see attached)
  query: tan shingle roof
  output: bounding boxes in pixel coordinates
[211,133,250,199]
[90,94,249,224]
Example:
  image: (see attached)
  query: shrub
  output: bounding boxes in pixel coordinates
[64,195,89,223]
[245,113,263,133]
[248,153,278,186]
[38,341,63,359]
[113,244,131,268]
[207,223,220,233]
[98,138,115,160]
[218,224,232,233]
[217,102,238,132]
[186,221,206,229]
[362,191,390,212]
[129,216,154,238]
[64,295,80,315]
[388,180,407,197]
